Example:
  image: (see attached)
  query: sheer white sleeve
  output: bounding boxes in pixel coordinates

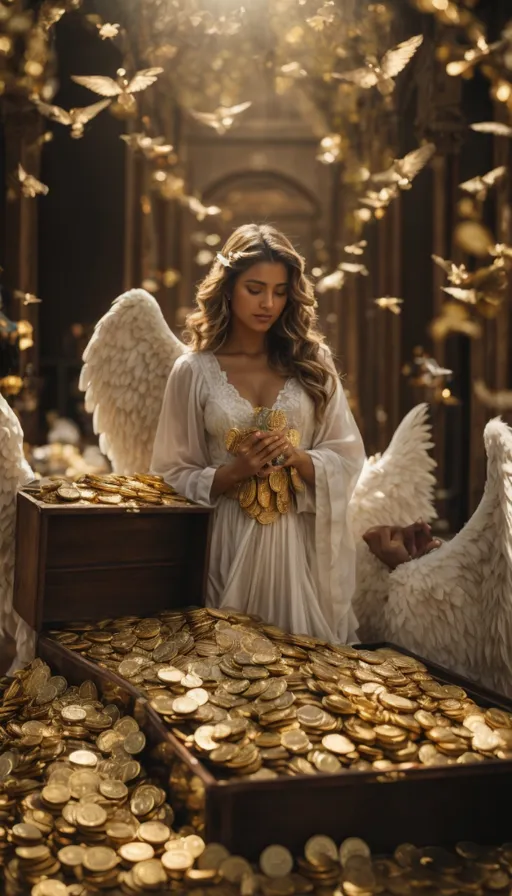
[150,354,218,507]
[296,373,366,643]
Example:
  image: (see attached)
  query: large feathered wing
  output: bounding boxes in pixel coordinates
[0,395,35,672]
[383,418,512,696]
[350,403,437,540]
[351,403,437,643]
[79,289,186,474]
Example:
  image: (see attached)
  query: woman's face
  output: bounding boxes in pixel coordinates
[229,261,288,334]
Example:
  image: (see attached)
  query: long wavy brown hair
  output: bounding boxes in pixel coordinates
[185,223,336,420]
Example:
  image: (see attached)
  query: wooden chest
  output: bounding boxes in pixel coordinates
[13,491,213,631]
[37,635,512,859]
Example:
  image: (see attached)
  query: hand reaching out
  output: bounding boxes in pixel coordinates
[363,521,442,570]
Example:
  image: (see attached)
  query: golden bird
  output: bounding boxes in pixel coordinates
[371,143,436,190]
[332,34,423,95]
[13,291,42,306]
[431,254,470,286]
[359,186,399,209]
[429,302,481,341]
[120,133,174,160]
[316,270,345,293]
[344,240,367,255]
[458,166,507,201]
[446,39,503,77]
[34,98,111,139]
[71,67,163,113]
[97,23,120,40]
[188,102,252,135]
[182,196,222,222]
[374,297,403,315]
[474,380,512,412]
[470,121,512,138]
[338,262,369,276]
[17,165,49,198]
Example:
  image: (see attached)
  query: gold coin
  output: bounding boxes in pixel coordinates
[339,838,371,867]
[240,477,257,509]
[162,849,194,871]
[173,696,199,714]
[220,856,253,883]
[157,666,184,684]
[184,835,206,858]
[16,845,51,861]
[75,803,107,828]
[257,478,272,509]
[198,843,230,870]
[69,749,98,768]
[58,845,85,867]
[99,779,128,800]
[61,705,87,723]
[124,731,146,754]
[32,882,68,896]
[12,822,43,842]
[119,842,155,863]
[260,845,294,878]
[138,821,171,845]
[57,484,81,502]
[258,510,280,525]
[83,846,118,872]
[281,730,310,753]
[133,858,167,888]
[321,733,355,755]
[304,835,338,866]
[99,493,123,505]
[267,409,287,431]
[41,784,71,806]
[187,687,209,706]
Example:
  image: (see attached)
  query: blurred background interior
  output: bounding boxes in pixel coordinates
[0,0,511,536]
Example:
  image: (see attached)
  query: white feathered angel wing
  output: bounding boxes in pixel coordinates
[350,403,437,539]
[383,417,512,695]
[351,404,437,644]
[79,289,186,474]
[0,395,35,671]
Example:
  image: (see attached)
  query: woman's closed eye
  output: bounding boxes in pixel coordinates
[247,287,287,298]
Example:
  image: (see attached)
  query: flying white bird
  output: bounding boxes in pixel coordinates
[34,98,111,139]
[332,34,423,95]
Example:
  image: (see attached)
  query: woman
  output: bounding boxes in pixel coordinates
[151,224,365,642]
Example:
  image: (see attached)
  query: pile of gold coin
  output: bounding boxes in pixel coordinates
[48,607,512,781]
[225,407,304,525]
[2,660,512,894]
[0,659,205,894]
[26,473,192,508]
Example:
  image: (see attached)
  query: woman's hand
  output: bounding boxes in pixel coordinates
[231,431,289,481]
[363,522,442,570]
[278,434,316,487]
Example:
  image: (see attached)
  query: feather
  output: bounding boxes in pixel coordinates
[80,289,186,474]
[0,396,36,673]
[350,403,437,541]
[127,68,164,94]
[351,404,437,642]
[332,67,379,88]
[381,34,423,78]
[470,122,512,138]
[441,286,478,304]
[71,75,122,97]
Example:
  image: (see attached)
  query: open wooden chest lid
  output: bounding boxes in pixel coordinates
[13,491,213,631]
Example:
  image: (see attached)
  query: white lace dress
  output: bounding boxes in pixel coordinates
[151,351,365,643]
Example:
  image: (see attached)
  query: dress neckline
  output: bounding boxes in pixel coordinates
[208,352,291,412]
